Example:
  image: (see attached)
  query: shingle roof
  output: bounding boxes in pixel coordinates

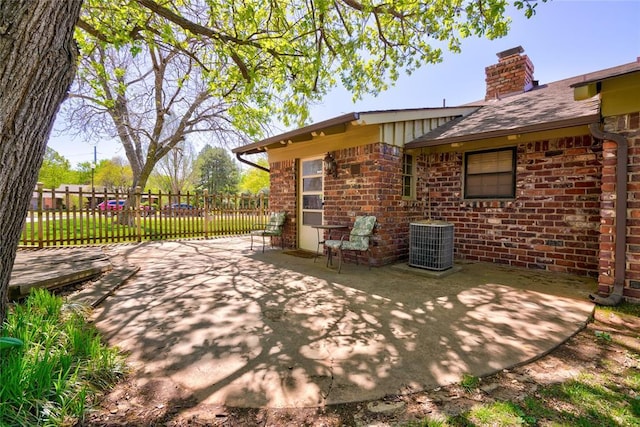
[406,60,640,148]
[234,58,639,156]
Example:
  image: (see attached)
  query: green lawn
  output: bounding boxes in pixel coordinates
[21,213,264,246]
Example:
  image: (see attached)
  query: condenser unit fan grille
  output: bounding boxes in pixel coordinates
[409,221,454,270]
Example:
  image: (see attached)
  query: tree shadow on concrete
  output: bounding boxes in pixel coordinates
[91,238,595,420]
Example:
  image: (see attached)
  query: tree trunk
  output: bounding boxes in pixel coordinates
[0,0,82,324]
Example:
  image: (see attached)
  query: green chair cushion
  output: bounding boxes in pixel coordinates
[324,216,375,251]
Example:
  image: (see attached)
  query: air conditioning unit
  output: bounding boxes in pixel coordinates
[409,220,454,270]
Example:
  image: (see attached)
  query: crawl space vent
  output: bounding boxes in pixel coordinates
[409,220,454,270]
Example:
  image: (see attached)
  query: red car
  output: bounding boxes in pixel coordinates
[97,200,126,211]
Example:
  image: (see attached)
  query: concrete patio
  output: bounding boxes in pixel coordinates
[70,237,597,409]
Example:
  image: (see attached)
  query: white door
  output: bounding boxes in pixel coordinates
[299,157,324,251]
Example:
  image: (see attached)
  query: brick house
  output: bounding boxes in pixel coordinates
[30,189,62,210]
[233,47,640,302]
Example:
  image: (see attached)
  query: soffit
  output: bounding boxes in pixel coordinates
[233,107,478,155]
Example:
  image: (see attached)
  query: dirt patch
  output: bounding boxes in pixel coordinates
[83,309,640,426]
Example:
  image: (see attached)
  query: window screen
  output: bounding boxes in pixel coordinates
[464,148,516,199]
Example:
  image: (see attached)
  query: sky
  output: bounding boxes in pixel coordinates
[48,0,640,167]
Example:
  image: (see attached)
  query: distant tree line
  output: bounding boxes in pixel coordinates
[38,146,269,195]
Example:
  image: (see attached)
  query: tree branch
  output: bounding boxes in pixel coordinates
[338,0,404,19]
[76,18,109,42]
[135,0,259,47]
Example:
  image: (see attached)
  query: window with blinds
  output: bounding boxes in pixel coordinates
[464,147,516,199]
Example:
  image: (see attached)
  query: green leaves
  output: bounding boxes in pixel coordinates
[195,145,240,194]
[74,0,542,132]
[239,158,270,194]
[1,289,125,425]
[515,0,546,19]
[37,148,78,189]
[0,337,23,350]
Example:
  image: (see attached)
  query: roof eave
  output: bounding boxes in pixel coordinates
[405,114,600,149]
[233,106,481,156]
[354,106,479,124]
[570,68,640,88]
[232,113,359,155]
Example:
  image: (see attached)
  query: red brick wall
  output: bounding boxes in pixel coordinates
[268,135,603,277]
[485,52,534,100]
[419,135,601,277]
[600,112,640,300]
[268,159,296,249]
[323,143,424,265]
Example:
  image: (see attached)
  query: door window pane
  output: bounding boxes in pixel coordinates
[302,159,323,176]
[303,177,322,192]
[303,211,322,226]
[303,195,322,209]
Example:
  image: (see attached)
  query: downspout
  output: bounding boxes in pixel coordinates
[236,152,269,173]
[588,122,627,306]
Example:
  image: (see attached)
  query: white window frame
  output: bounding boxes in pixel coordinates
[402,153,415,199]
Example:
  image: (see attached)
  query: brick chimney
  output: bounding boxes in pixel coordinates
[485,46,535,100]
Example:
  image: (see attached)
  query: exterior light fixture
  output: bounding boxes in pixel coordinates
[324,152,338,178]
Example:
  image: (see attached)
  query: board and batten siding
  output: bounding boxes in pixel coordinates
[380,116,459,147]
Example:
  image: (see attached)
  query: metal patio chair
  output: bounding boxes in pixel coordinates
[251,212,286,252]
[325,215,376,273]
